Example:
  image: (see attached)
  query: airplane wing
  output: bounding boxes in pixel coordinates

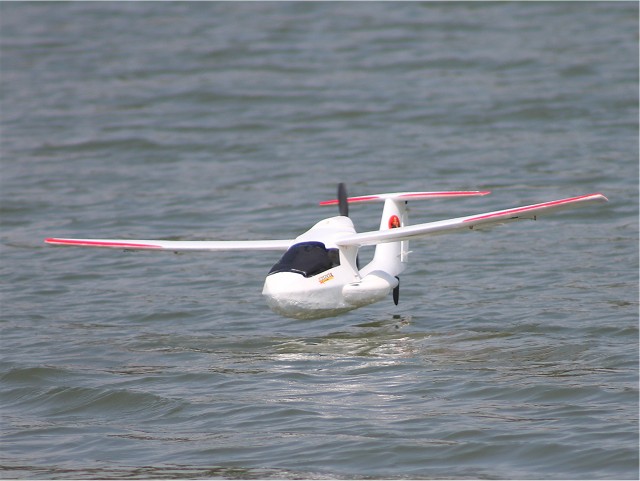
[44,237,293,252]
[335,193,608,247]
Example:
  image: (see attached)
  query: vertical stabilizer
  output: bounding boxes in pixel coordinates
[360,199,409,277]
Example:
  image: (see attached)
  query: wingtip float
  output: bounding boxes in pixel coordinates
[45,186,608,319]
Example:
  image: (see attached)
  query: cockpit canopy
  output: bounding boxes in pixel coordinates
[268,241,340,278]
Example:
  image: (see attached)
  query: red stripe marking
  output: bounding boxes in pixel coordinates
[319,191,490,205]
[463,194,603,223]
[319,195,380,205]
[45,238,162,249]
[398,191,491,198]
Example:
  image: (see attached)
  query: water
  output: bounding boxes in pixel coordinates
[1,2,638,479]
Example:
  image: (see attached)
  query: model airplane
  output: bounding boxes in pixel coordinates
[45,184,607,319]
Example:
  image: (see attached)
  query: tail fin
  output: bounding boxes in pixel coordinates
[358,198,410,277]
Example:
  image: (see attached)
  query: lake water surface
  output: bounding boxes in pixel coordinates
[1,2,638,479]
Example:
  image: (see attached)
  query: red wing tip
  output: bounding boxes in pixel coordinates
[591,193,609,202]
[45,237,66,244]
[561,193,609,203]
[45,238,162,249]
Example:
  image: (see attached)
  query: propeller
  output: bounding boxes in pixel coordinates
[337,183,359,269]
[338,182,349,217]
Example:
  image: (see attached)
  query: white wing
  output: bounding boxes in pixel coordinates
[44,237,292,251]
[335,193,608,247]
[45,194,607,251]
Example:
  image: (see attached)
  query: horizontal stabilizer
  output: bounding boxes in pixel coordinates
[44,237,292,252]
[335,193,608,247]
[320,190,490,206]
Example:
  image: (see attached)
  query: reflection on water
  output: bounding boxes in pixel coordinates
[275,315,419,359]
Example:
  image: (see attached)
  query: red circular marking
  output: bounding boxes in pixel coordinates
[388,215,401,229]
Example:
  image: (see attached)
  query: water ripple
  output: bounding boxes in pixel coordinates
[1,2,637,479]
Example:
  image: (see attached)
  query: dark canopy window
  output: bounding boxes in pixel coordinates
[268,242,340,278]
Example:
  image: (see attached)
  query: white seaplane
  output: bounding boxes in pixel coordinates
[45,185,607,319]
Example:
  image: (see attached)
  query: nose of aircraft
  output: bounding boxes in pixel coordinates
[262,272,300,299]
[261,272,350,320]
[262,272,308,317]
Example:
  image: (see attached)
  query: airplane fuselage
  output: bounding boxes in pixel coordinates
[260,216,401,319]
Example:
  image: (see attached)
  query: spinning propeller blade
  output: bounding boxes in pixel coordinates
[337,183,360,269]
[338,183,349,217]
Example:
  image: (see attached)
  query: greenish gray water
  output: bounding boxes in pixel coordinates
[1,2,638,479]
